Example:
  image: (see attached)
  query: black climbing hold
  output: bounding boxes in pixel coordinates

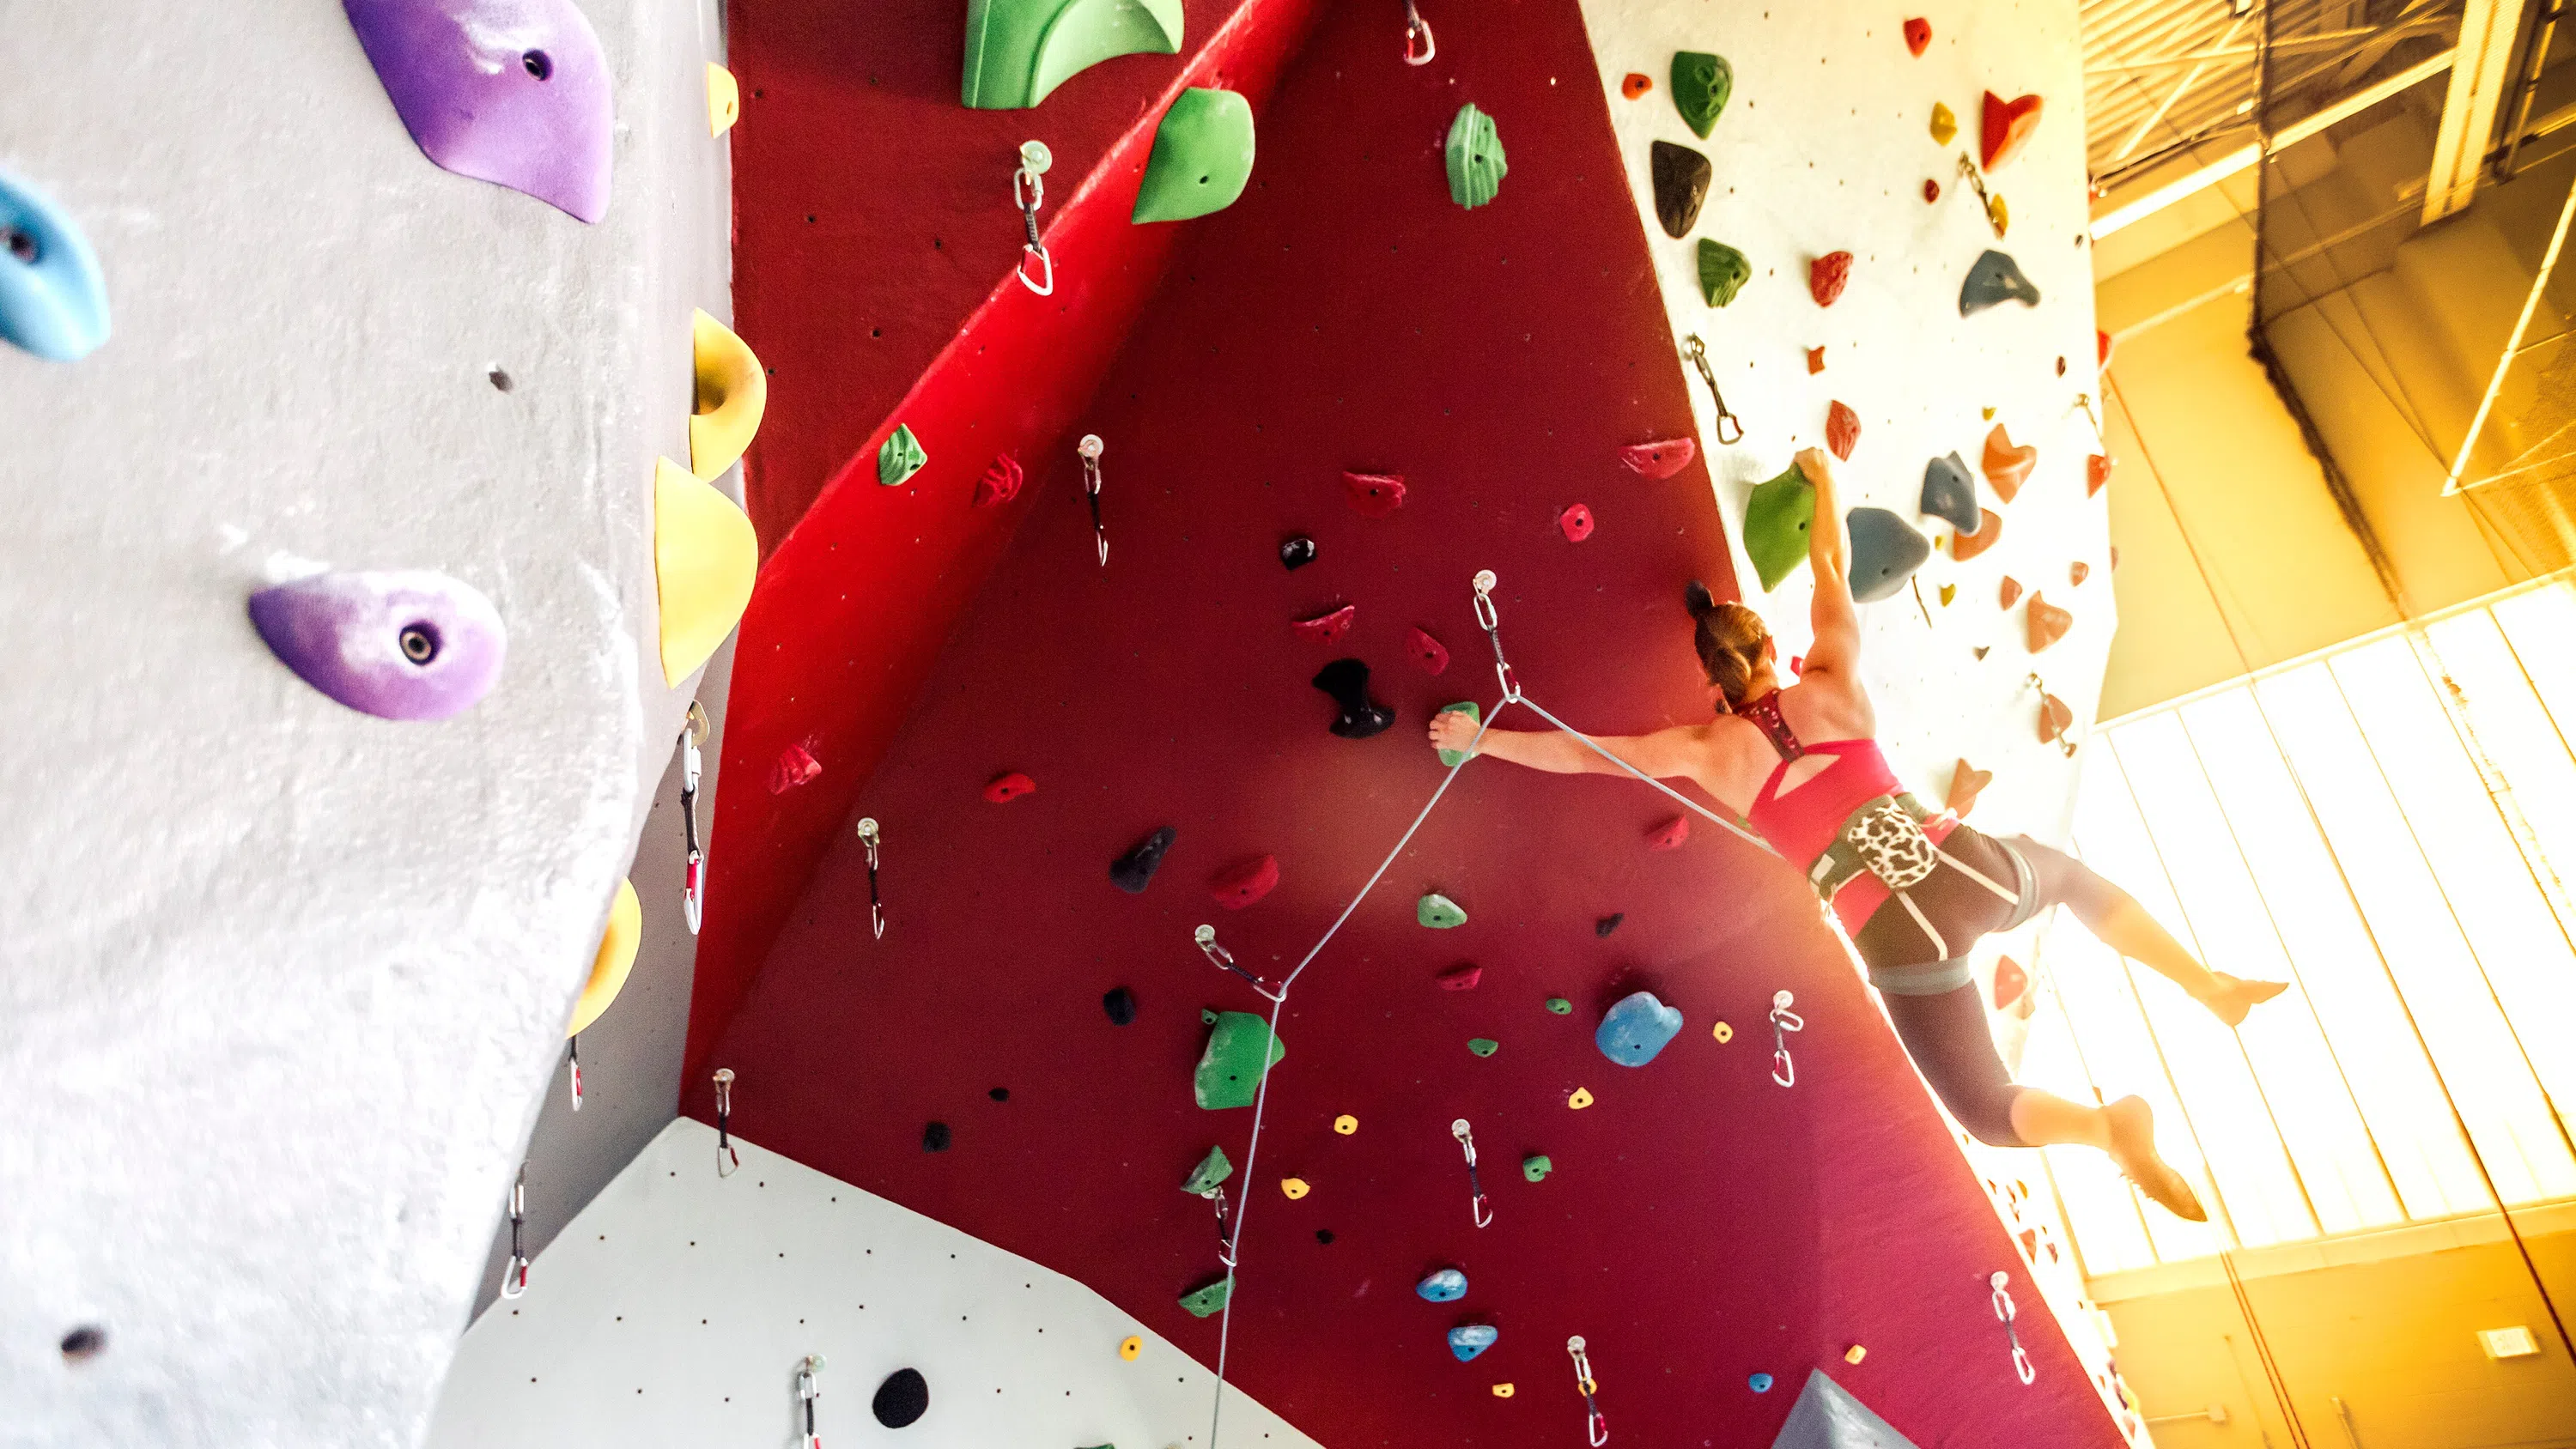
[1311,658,1394,739]
[1111,826,1177,894]
[1960,249,2041,316]
[1919,452,1978,533]
[1316,1228,1335,1244]
[1650,140,1711,239]
[872,1367,931,1429]
[988,1087,1010,1102]
[922,1121,951,1152]
[1103,986,1138,1025]
[1846,507,1931,603]
[1279,535,1317,570]
[1595,912,1624,937]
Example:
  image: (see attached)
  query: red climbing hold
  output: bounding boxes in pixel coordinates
[1806,347,1826,374]
[1437,962,1485,991]
[2069,561,2090,586]
[1994,955,2029,1010]
[1983,424,2036,501]
[1211,854,1281,910]
[1923,179,1941,203]
[2026,592,2072,652]
[1343,470,1406,517]
[1619,438,1697,480]
[2097,328,2115,367]
[1809,251,1853,308]
[1406,626,1451,676]
[1647,814,1690,850]
[1622,72,1652,100]
[1558,504,1595,543]
[1826,401,1861,462]
[982,771,1036,803]
[1952,509,2004,561]
[769,740,823,794]
[1904,17,1931,56]
[1292,603,1358,645]
[1998,576,2022,609]
[1980,92,2044,172]
[2087,453,2112,497]
[973,452,1024,509]
[1947,758,1991,816]
[1789,654,1805,676]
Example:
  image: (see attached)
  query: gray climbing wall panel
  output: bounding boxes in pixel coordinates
[1772,1369,1925,1449]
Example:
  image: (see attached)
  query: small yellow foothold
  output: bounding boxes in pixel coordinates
[1492,1383,1516,1397]
[1930,100,1958,145]
[1986,192,2009,236]
[1711,1021,1734,1044]
[1281,1177,1309,1199]
[1845,1344,1868,1364]
[1567,1087,1595,1110]
[1982,406,1997,421]
[1120,1335,1142,1361]
[1333,1114,1358,1135]
[708,63,741,136]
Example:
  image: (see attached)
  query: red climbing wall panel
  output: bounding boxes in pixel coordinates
[698,2,2121,1445]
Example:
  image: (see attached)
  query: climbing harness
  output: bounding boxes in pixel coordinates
[1990,1270,2037,1385]
[713,1067,741,1178]
[1401,0,1436,64]
[797,1354,824,1449]
[1013,141,1055,296]
[1567,1336,1608,1446]
[1769,991,1804,1088]
[1953,154,2008,239]
[1680,335,1746,446]
[856,818,886,939]
[566,1035,583,1112]
[1078,434,1109,567]
[682,700,708,934]
[1449,1119,1494,1228]
[1195,925,1285,1001]
[501,1166,530,1299]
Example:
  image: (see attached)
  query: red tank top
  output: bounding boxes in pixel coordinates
[1735,692,1953,936]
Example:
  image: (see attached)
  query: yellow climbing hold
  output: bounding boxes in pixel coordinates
[1333,1113,1358,1135]
[708,63,740,136]
[1711,1020,1734,1044]
[1568,1087,1595,1110]
[1120,1335,1143,1361]
[1492,1383,1516,1397]
[1280,1177,1309,1200]
[690,309,766,482]
[1845,1344,1868,1364]
[567,877,641,1036]
[1930,101,1957,145]
[653,457,760,684]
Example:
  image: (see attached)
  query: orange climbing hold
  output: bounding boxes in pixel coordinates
[2026,592,2072,652]
[2038,693,2075,747]
[1619,438,1697,480]
[982,770,1036,803]
[2070,561,2090,586]
[1809,251,1853,307]
[1826,401,1861,462]
[1993,955,2029,1009]
[1998,576,2022,609]
[1947,759,1991,816]
[1806,346,1826,373]
[2097,328,2115,367]
[2087,453,2113,497]
[1982,424,2036,500]
[1621,72,1652,100]
[1981,91,2044,172]
[1951,509,2004,561]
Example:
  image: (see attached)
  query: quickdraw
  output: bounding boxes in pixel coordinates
[1769,991,1805,1088]
[1402,0,1436,64]
[1195,925,1285,1002]
[681,700,708,934]
[1450,1119,1494,1228]
[1078,434,1109,567]
[1681,334,1747,446]
[1567,1336,1608,1446]
[1013,141,1055,296]
[714,1067,741,1177]
[856,818,885,939]
[798,1354,825,1448]
[1991,1270,2037,1385]
[501,1166,530,1299]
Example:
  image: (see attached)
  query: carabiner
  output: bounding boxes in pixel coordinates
[1469,570,1522,704]
[1769,989,1805,1088]
[1567,1336,1607,1445]
[1078,434,1108,567]
[1402,0,1436,64]
[1014,141,1056,297]
[1681,335,1747,446]
[566,1035,583,1112]
[1990,1270,2036,1385]
[714,1067,741,1177]
[1451,1119,1493,1228]
[681,701,708,935]
[501,1166,531,1299]
[1195,925,1285,1002]
[856,818,885,940]
[797,1354,825,1448]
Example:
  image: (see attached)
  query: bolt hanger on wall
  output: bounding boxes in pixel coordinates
[682,700,708,934]
[1014,141,1054,296]
[1681,334,1745,446]
[1769,990,1805,1087]
[1077,434,1109,566]
[856,818,886,938]
[1450,1119,1493,1228]
[714,1067,740,1177]
[1195,925,1285,1001]
[501,1166,530,1299]
[1402,0,1435,64]
[1567,1336,1608,1446]
[797,1354,824,1447]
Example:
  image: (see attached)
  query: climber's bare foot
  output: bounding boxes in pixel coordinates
[2105,1095,2206,1222]
[2201,972,2289,1028]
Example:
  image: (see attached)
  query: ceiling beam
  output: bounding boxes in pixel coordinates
[2423,0,2532,223]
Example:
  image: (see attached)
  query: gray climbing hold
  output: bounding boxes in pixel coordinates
[1960,250,2040,316]
[1448,1325,1499,1361]
[1595,990,1683,1066]
[1650,140,1710,238]
[1845,507,1930,603]
[1769,1368,1924,1449]
[1417,1268,1468,1301]
[1918,453,1978,533]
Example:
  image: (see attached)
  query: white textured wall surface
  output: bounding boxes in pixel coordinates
[427,1119,1327,1449]
[0,0,732,1444]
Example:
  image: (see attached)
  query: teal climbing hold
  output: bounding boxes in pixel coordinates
[1436,700,1480,767]
[1698,239,1751,307]
[1181,1145,1232,1196]
[1670,52,1734,138]
[1448,1325,1499,1361]
[1960,249,2041,316]
[1133,88,1255,223]
[1741,459,1816,592]
[878,425,927,487]
[1417,1268,1468,1301]
[1419,892,1468,929]
[1919,452,1978,533]
[1845,507,1931,603]
[1445,103,1508,209]
[1771,1369,1926,1449]
[960,0,1183,109]
[1522,1154,1552,1181]
[0,167,109,361]
[1546,997,1572,1016]
[1178,1274,1232,1318]
[1194,1009,1285,1110]
[1467,1038,1498,1058]
[1595,991,1684,1066]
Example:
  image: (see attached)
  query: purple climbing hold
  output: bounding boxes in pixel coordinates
[343,0,616,223]
[248,570,506,721]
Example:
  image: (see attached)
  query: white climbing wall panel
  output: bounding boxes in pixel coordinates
[426,1119,1327,1449]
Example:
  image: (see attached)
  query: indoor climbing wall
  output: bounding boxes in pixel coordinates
[680,1,2124,1447]
[426,1119,1326,1448]
[2,2,740,1445]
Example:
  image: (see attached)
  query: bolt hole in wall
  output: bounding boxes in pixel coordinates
[58,1326,105,1364]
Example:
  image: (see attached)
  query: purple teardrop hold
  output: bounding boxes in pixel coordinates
[249,570,507,721]
[343,0,615,223]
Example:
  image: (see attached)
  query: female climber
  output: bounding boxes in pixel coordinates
[1427,446,2284,1221]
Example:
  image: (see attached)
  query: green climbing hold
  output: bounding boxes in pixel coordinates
[960,0,1183,110]
[1133,88,1255,223]
[1182,1145,1233,1196]
[1437,700,1480,767]
[1178,1274,1232,1318]
[1670,52,1733,139]
[1698,239,1751,307]
[1445,103,1508,209]
[1522,1154,1552,1182]
[1546,997,1572,1015]
[1194,1009,1285,1110]
[878,425,927,488]
[1419,892,1468,929]
[1741,459,1816,592]
[1468,1038,1498,1058]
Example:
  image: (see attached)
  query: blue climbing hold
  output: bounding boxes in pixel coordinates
[1595,991,1683,1067]
[1750,1372,1776,1392]
[1448,1325,1499,1361]
[1845,507,1931,603]
[0,168,109,361]
[1960,249,2041,316]
[1416,1268,1468,1302]
[1918,453,1978,533]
